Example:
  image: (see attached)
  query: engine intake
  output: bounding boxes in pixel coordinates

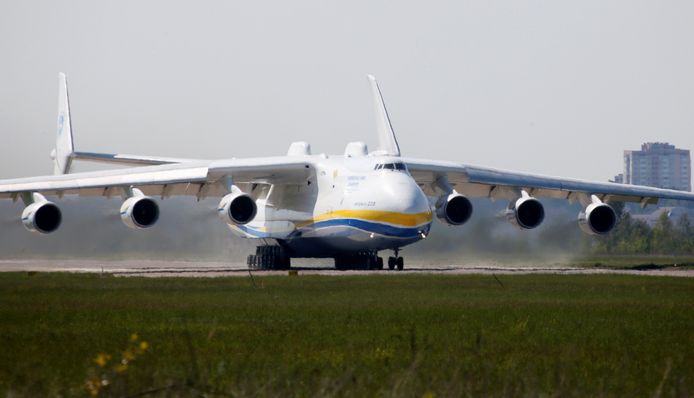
[579,202,617,235]
[120,196,160,229]
[436,193,473,226]
[506,193,544,229]
[218,191,257,225]
[22,201,62,234]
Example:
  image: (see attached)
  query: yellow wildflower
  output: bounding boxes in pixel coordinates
[85,377,101,396]
[122,349,135,361]
[139,341,149,351]
[94,353,111,367]
[130,333,139,342]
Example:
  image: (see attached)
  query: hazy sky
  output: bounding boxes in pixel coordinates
[1,0,693,183]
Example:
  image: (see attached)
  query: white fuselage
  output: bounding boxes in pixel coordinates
[230,155,433,257]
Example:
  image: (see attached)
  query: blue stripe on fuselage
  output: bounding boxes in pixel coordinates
[232,218,431,239]
[302,218,428,238]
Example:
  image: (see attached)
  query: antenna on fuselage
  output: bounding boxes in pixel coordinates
[367,75,401,157]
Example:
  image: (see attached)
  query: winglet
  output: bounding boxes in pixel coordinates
[367,75,401,156]
[52,72,75,174]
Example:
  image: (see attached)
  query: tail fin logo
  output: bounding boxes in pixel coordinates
[57,113,64,136]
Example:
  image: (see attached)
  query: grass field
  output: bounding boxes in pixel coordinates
[0,272,692,397]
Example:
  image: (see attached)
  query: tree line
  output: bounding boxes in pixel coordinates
[594,206,694,255]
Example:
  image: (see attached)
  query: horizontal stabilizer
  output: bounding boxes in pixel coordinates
[72,152,199,166]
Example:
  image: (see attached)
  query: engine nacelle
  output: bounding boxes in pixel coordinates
[436,193,473,226]
[218,191,257,225]
[505,194,545,229]
[578,202,617,235]
[22,201,62,234]
[120,196,160,229]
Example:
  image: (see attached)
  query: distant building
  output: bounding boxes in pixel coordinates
[611,173,624,184]
[624,142,691,192]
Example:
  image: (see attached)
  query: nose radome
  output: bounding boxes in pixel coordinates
[379,174,431,214]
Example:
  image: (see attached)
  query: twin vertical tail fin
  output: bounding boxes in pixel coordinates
[52,72,75,175]
[51,74,399,171]
[367,75,401,157]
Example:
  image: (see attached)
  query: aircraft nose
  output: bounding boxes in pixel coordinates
[380,174,431,215]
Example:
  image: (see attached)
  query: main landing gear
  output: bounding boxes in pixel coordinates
[387,248,404,271]
[247,245,291,270]
[247,246,406,271]
[334,249,405,271]
[334,251,383,270]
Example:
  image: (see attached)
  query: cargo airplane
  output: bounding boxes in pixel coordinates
[2,74,693,270]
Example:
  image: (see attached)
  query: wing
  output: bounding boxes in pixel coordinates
[0,157,312,201]
[404,158,694,206]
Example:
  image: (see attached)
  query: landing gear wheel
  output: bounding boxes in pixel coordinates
[334,251,382,270]
[396,256,404,271]
[366,257,378,269]
[247,245,291,270]
[388,257,396,270]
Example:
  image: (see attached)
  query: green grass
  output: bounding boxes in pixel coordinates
[0,273,692,397]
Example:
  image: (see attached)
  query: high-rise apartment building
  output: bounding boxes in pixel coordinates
[624,142,691,192]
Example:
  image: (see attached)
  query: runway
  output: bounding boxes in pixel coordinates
[0,259,692,277]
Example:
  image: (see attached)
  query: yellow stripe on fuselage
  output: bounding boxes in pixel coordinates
[297,209,433,228]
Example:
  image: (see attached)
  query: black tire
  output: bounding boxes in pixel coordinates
[388,257,395,270]
[277,255,291,270]
[367,256,375,270]
[377,257,384,270]
[396,257,404,271]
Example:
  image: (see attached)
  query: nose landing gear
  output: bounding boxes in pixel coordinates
[387,248,404,271]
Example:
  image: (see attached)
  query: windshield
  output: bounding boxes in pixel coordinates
[374,162,408,172]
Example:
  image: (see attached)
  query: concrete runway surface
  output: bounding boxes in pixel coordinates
[0,259,692,278]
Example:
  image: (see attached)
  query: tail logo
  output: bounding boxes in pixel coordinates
[57,113,64,136]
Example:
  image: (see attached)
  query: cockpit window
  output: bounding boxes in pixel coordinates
[375,162,408,172]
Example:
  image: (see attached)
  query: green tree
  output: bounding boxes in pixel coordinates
[593,210,653,255]
[676,214,693,253]
[611,212,633,254]
[677,213,692,234]
[651,212,677,254]
[599,210,629,254]
[629,219,651,254]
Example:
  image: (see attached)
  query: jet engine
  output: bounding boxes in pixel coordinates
[120,196,160,229]
[505,192,544,229]
[218,191,257,225]
[22,201,62,234]
[578,202,617,235]
[436,193,473,226]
